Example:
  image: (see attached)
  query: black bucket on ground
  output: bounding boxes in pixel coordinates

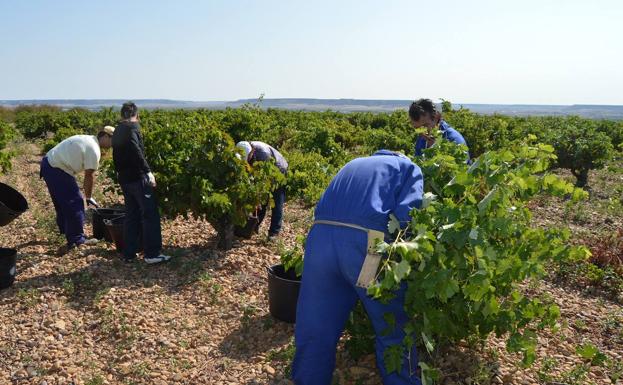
[267,264,301,324]
[0,183,29,227]
[92,208,125,241]
[234,215,260,239]
[104,215,143,254]
[0,248,17,290]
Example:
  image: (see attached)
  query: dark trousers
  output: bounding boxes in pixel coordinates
[120,176,162,259]
[257,186,285,235]
[40,157,86,247]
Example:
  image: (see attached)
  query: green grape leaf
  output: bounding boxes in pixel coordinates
[393,259,411,282]
[383,344,404,374]
[388,213,401,234]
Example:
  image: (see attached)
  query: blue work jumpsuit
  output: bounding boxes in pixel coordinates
[414,120,468,158]
[293,150,423,385]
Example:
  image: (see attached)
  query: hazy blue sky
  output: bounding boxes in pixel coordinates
[1,0,621,104]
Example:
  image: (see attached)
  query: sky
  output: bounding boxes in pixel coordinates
[1,0,622,105]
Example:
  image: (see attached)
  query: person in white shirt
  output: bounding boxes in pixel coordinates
[39,126,114,251]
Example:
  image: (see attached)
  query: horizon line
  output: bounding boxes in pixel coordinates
[1,98,623,107]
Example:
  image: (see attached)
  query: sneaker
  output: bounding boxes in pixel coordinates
[144,254,171,264]
[83,238,99,246]
[267,232,280,242]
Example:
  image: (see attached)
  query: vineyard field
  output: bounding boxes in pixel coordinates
[0,104,622,385]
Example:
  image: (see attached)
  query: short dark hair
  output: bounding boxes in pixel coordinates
[97,131,111,139]
[408,98,437,121]
[120,101,138,119]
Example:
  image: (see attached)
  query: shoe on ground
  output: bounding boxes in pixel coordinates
[121,253,138,263]
[56,245,69,256]
[267,232,280,241]
[144,254,171,264]
[58,242,85,256]
[83,238,99,246]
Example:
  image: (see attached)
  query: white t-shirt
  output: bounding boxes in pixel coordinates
[46,135,101,176]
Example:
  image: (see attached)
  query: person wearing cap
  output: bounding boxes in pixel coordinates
[236,140,288,238]
[292,149,424,385]
[410,98,469,160]
[112,102,171,264]
[39,126,115,251]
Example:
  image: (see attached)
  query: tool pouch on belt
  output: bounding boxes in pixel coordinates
[313,220,386,289]
[355,229,385,289]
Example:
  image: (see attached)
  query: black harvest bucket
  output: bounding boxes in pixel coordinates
[92,208,125,241]
[0,248,17,289]
[104,215,143,254]
[234,215,260,239]
[0,182,28,226]
[267,264,301,323]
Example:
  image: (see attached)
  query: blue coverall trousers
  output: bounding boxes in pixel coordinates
[40,157,86,247]
[292,224,421,385]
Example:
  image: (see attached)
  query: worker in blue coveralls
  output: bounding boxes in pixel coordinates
[293,149,424,385]
[410,98,469,159]
[40,126,115,253]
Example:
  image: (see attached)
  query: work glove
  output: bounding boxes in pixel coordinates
[86,197,99,208]
[147,172,157,187]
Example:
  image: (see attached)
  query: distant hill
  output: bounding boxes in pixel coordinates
[0,99,223,110]
[1,98,623,120]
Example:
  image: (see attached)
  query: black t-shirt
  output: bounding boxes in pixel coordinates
[112,121,151,184]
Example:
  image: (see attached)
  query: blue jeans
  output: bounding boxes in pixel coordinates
[292,224,421,385]
[257,186,285,235]
[40,157,86,247]
[120,176,162,259]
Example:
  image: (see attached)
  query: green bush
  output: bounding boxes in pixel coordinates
[543,122,614,187]
[443,110,618,187]
[137,114,285,249]
[42,126,84,153]
[217,104,270,143]
[367,137,589,379]
[15,106,112,140]
[0,120,16,173]
[283,151,337,206]
[15,105,63,138]
[13,103,623,198]
[0,106,16,123]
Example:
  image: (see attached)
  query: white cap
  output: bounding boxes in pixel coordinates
[99,125,115,136]
[236,141,252,160]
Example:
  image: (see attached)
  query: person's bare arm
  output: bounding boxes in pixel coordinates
[84,169,95,200]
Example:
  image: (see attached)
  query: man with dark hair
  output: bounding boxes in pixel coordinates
[40,126,114,252]
[409,98,468,158]
[112,102,170,264]
[120,101,138,120]
[236,140,288,238]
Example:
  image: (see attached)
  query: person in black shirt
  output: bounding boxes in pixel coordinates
[112,102,170,264]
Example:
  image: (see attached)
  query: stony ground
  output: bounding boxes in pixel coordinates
[0,142,621,385]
